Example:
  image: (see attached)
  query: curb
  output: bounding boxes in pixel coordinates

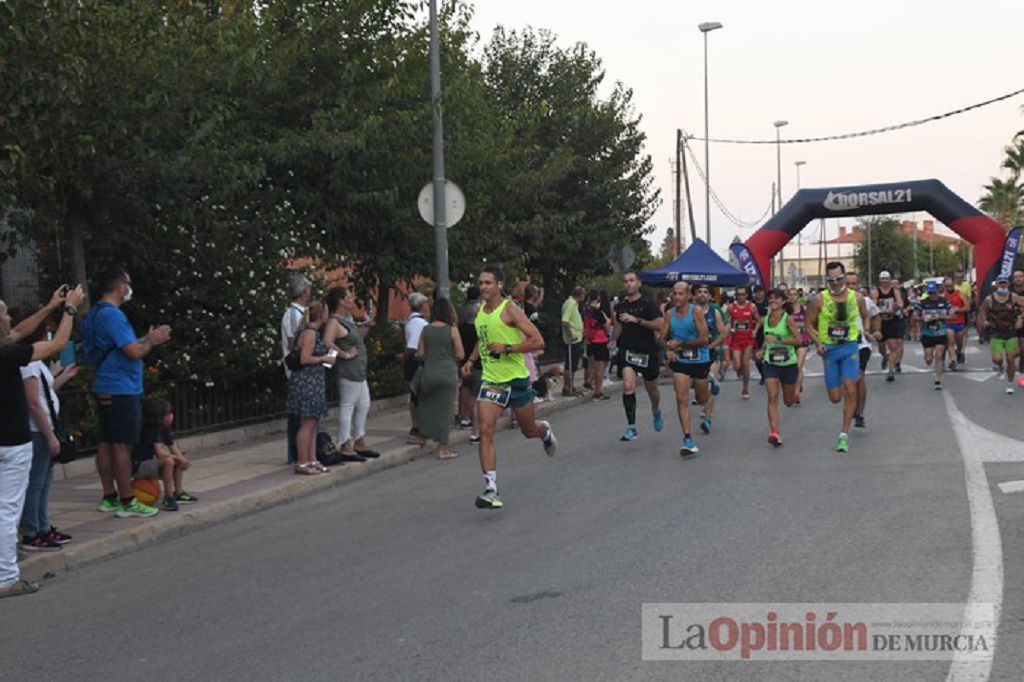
[20,384,620,583]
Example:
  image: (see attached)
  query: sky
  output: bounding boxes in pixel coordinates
[468,0,1024,254]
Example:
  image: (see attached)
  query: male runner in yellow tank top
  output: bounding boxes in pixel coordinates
[462,266,558,510]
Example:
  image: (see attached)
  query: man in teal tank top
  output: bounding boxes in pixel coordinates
[661,282,710,456]
[461,266,558,510]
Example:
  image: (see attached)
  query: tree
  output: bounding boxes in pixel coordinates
[979,177,1024,229]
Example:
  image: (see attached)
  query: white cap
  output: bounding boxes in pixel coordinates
[879,270,892,279]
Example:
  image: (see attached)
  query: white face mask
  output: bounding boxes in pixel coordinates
[123,285,133,303]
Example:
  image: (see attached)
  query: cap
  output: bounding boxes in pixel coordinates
[995,274,1010,283]
[879,270,892,279]
[925,281,939,293]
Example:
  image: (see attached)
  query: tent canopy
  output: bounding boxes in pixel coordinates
[638,238,754,287]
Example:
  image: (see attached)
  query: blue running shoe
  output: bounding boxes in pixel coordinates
[700,417,712,434]
[620,426,638,442]
[710,377,720,396]
[680,436,699,457]
[653,410,664,432]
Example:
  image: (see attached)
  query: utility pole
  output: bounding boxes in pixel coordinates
[428,0,449,299]
[680,134,697,244]
[675,130,682,255]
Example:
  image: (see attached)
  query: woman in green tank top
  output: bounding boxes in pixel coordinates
[756,289,804,447]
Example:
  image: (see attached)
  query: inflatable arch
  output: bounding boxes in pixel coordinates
[730,179,1005,298]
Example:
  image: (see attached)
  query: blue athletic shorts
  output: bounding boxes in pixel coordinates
[822,342,860,390]
[946,323,965,332]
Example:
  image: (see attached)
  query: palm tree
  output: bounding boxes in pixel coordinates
[979,176,1024,229]
[1001,131,1024,180]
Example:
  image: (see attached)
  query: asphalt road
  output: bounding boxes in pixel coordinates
[4,358,1024,681]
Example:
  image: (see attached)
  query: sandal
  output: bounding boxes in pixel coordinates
[436,449,459,460]
[311,461,330,473]
[0,579,39,600]
[293,463,318,475]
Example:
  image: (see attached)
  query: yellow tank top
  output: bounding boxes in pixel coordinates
[474,299,528,383]
[818,289,860,345]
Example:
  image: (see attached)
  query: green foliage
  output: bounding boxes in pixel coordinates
[854,217,967,282]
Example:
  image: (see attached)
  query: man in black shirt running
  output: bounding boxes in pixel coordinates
[611,270,664,442]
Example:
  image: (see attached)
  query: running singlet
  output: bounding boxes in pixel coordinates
[877,287,899,319]
[944,290,966,326]
[763,312,796,366]
[668,304,710,364]
[987,296,1019,339]
[915,296,952,337]
[703,302,724,343]
[615,296,660,354]
[730,302,755,340]
[474,300,528,383]
[818,289,860,345]
[789,306,809,345]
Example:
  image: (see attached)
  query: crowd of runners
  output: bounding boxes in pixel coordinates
[464,263,1024,509]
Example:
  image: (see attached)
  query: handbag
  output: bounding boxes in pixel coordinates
[39,371,78,464]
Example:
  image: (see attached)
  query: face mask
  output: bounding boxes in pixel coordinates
[123,285,133,303]
[998,287,1009,296]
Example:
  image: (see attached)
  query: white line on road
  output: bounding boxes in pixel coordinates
[944,392,1004,682]
[997,480,1024,494]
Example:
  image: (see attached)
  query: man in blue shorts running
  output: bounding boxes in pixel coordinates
[805,262,871,453]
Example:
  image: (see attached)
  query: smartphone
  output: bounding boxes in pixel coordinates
[322,348,338,368]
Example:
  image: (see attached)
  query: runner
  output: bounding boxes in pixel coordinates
[943,277,969,371]
[610,269,664,442]
[978,275,1024,394]
[1014,270,1024,374]
[582,290,612,401]
[726,286,759,399]
[752,286,770,387]
[846,272,881,428]
[915,280,954,391]
[954,271,974,358]
[662,282,711,456]
[873,271,904,383]
[461,266,558,510]
[805,262,871,453]
[694,284,726,432]
[756,289,802,447]
[786,288,810,403]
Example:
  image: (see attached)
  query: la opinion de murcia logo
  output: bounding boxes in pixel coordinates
[824,189,913,211]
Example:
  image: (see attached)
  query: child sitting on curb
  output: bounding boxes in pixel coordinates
[131,398,198,512]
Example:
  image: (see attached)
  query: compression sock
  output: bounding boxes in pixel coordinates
[623,393,637,425]
[483,470,497,492]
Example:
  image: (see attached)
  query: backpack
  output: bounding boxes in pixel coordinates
[79,302,118,369]
[315,431,345,466]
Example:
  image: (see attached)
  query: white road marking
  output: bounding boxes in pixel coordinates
[943,392,1005,682]
[997,480,1024,494]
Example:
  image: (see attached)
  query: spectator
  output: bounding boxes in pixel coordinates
[131,398,197,512]
[19,317,81,552]
[561,286,585,396]
[403,292,431,445]
[523,284,544,324]
[287,300,336,475]
[416,298,465,459]
[323,286,380,462]
[81,268,171,518]
[280,274,310,465]
[583,289,612,400]
[457,287,482,438]
[0,284,84,599]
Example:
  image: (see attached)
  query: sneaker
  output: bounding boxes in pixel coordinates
[700,417,712,434]
[21,535,62,552]
[948,361,957,371]
[161,496,179,512]
[538,420,557,457]
[653,410,664,432]
[174,492,199,504]
[836,433,849,453]
[469,433,481,444]
[679,436,699,456]
[710,377,721,396]
[1007,385,1015,395]
[854,413,865,428]
[620,426,638,442]
[98,496,119,513]
[458,419,472,429]
[475,489,503,510]
[115,499,159,518]
[886,372,895,383]
[768,431,782,447]
[591,393,610,401]
[741,392,750,400]
[46,527,72,545]
[934,381,942,391]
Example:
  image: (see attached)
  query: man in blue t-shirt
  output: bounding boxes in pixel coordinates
[83,268,171,518]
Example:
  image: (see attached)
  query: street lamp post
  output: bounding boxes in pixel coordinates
[774,120,788,283]
[795,160,806,286]
[698,21,723,247]
[428,0,449,299]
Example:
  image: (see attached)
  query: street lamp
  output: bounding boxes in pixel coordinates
[698,21,723,247]
[795,160,806,285]
[774,120,788,283]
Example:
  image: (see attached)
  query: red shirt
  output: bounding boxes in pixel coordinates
[944,290,966,326]
[730,302,756,340]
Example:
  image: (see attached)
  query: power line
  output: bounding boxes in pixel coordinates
[682,137,773,229]
[689,86,1024,145]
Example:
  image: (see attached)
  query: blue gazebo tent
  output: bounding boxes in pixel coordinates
[638,238,754,287]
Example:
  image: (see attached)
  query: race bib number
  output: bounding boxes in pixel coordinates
[734,320,750,332]
[827,323,849,341]
[880,298,894,313]
[678,347,698,361]
[478,382,511,407]
[769,349,789,364]
[625,350,650,368]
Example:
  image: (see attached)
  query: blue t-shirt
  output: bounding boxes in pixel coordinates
[89,303,143,395]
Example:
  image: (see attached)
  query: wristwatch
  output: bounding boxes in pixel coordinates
[64,305,78,316]
[505,344,513,354]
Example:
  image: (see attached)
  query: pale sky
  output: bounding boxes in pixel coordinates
[469,0,1024,254]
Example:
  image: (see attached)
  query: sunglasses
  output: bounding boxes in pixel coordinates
[826,276,845,283]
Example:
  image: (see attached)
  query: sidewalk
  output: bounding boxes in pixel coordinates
[20,378,620,583]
